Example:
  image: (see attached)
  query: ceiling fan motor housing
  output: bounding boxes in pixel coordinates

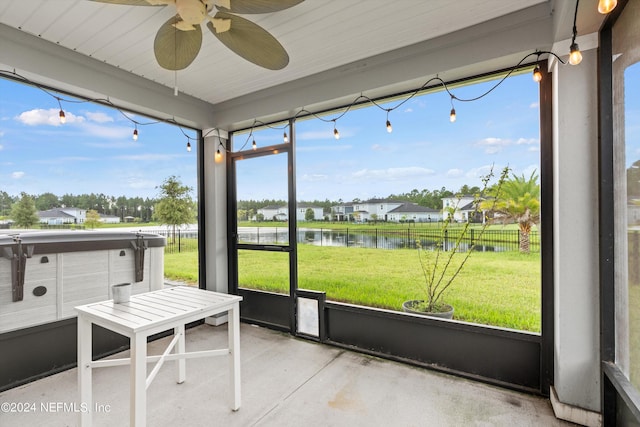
[176,0,209,25]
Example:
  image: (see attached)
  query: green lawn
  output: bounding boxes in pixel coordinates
[166,245,541,332]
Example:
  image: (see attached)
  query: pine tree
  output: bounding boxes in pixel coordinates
[11,192,40,228]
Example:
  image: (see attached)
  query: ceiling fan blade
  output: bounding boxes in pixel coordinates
[89,0,172,6]
[207,12,289,70]
[154,15,203,70]
[215,0,304,14]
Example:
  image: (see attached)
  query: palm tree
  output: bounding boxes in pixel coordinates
[485,171,540,254]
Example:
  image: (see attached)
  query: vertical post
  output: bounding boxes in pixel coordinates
[78,315,93,427]
[178,229,181,253]
[375,228,378,249]
[346,228,349,247]
[175,325,186,384]
[130,334,147,426]
[229,303,241,411]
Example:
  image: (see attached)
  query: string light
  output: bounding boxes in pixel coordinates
[215,141,224,162]
[449,96,456,123]
[2,31,577,151]
[569,0,582,65]
[57,99,66,124]
[598,0,617,14]
[252,138,257,150]
[186,141,191,152]
[532,64,542,83]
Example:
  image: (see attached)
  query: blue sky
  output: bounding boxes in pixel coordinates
[3,70,546,202]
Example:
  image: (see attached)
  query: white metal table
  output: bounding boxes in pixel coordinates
[75,286,243,427]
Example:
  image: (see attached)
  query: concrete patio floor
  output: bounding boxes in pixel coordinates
[0,322,576,426]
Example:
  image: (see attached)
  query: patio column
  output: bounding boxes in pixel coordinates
[551,33,601,425]
[203,129,230,325]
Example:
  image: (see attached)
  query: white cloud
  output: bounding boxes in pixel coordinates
[297,144,351,152]
[515,138,538,145]
[16,108,85,126]
[476,137,539,154]
[300,173,328,182]
[530,102,539,109]
[0,144,3,151]
[465,165,495,180]
[81,122,131,139]
[85,111,114,123]
[404,108,414,113]
[114,153,182,161]
[297,130,336,141]
[11,171,25,179]
[126,178,157,190]
[446,168,464,178]
[33,156,94,164]
[351,166,434,181]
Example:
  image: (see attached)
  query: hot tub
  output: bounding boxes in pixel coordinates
[0,230,166,333]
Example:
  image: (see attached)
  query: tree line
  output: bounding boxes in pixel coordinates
[0,190,156,221]
[1,176,196,236]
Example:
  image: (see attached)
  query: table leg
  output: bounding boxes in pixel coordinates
[78,316,93,427]
[130,334,147,427]
[229,304,241,411]
[175,324,186,384]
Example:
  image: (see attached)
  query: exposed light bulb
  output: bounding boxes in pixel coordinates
[215,148,222,162]
[283,132,288,143]
[59,109,66,124]
[386,120,392,133]
[569,42,582,65]
[252,139,257,150]
[186,141,191,152]
[449,108,456,123]
[132,128,139,141]
[333,127,340,140]
[532,65,542,83]
[598,0,617,14]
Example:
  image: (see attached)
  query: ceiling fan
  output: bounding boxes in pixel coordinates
[90,0,304,71]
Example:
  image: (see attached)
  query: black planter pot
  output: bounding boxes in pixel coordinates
[402,300,454,320]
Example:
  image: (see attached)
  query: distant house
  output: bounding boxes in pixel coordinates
[37,207,85,225]
[37,207,121,225]
[257,204,324,222]
[331,203,354,221]
[387,203,442,223]
[257,205,288,221]
[351,198,406,222]
[441,195,485,223]
[331,199,443,223]
[296,203,324,221]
